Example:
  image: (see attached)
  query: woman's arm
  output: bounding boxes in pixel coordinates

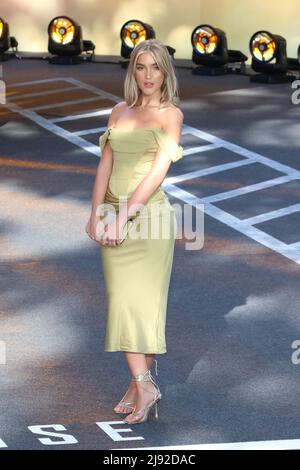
[90,151,112,219]
[86,102,125,241]
[89,102,128,218]
[117,107,184,227]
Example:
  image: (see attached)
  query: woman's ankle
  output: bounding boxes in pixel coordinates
[136,381,156,394]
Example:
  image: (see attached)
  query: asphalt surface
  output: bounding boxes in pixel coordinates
[1,55,300,450]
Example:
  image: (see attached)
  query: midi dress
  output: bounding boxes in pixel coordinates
[98,126,183,354]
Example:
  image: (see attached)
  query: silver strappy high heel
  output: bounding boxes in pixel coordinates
[123,363,162,424]
[114,359,159,415]
[113,384,135,414]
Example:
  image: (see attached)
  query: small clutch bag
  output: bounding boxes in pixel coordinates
[98,212,135,245]
[118,218,134,244]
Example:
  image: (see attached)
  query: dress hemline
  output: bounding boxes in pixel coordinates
[105,347,166,354]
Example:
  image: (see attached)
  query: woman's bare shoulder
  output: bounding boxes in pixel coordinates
[108,101,128,126]
[161,102,183,115]
[111,101,129,116]
[113,101,128,110]
[161,104,184,126]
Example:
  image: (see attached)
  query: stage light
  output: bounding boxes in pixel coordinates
[249,30,290,83]
[191,24,247,75]
[192,24,220,57]
[48,16,95,65]
[0,17,18,60]
[120,19,156,61]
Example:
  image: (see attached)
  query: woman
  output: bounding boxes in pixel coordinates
[86,38,184,424]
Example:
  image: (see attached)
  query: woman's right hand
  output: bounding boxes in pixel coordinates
[85,215,118,247]
[85,215,105,245]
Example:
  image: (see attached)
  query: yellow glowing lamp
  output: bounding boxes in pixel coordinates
[49,17,75,45]
[191,24,231,73]
[250,31,276,62]
[47,15,94,63]
[249,30,289,83]
[121,20,147,49]
[192,25,218,55]
[0,18,4,40]
[120,19,156,59]
[0,17,18,55]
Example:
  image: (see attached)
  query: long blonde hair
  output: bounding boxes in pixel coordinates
[124,39,180,108]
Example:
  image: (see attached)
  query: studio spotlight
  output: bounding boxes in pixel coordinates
[0,17,18,61]
[249,30,291,83]
[120,19,155,65]
[47,16,95,65]
[191,24,247,75]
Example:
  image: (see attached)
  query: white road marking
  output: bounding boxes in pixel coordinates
[6,78,68,87]
[182,143,223,154]
[203,175,296,203]
[116,438,300,450]
[28,96,103,111]
[3,100,101,156]
[72,127,107,136]
[49,108,111,123]
[166,158,254,184]
[164,182,300,264]
[10,86,78,100]
[290,241,300,249]
[244,201,300,225]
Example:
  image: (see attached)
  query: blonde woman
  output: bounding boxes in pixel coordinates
[86,38,184,424]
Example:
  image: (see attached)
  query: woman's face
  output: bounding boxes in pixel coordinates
[134,52,165,97]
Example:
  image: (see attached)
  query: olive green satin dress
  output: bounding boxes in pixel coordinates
[99,126,183,354]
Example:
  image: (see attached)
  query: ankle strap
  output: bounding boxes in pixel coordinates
[131,368,161,398]
[131,360,158,381]
[132,369,151,382]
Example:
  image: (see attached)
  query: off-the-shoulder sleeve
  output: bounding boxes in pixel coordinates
[99,128,111,153]
[151,129,183,163]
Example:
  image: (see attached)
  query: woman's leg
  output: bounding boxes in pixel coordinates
[114,352,156,413]
[124,352,156,377]
[145,353,156,370]
[123,352,158,423]
[124,351,148,375]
